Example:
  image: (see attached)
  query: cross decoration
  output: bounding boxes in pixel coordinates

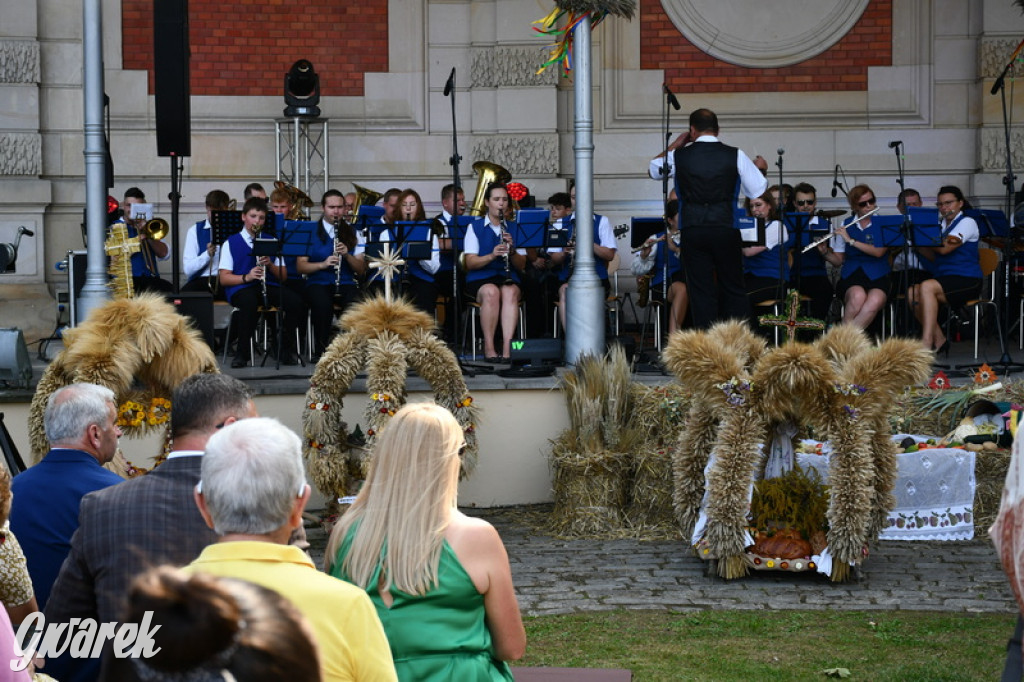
[104,222,141,299]
[758,289,825,343]
[367,242,405,302]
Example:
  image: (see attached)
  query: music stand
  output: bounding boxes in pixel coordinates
[515,209,549,249]
[736,216,766,247]
[252,227,308,370]
[210,210,243,247]
[354,206,385,240]
[394,221,434,261]
[875,215,907,248]
[969,209,1011,238]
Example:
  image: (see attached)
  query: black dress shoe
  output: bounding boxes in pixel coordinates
[231,355,249,369]
[935,340,951,358]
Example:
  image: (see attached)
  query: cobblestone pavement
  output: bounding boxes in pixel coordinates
[307,505,1017,617]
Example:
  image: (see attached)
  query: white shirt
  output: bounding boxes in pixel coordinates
[648,135,767,201]
[183,219,219,280]
[320,218,366,256]
[377,225,439,275]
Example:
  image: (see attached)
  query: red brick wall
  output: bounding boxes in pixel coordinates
[123,0,389,97]
[640,0,892,93]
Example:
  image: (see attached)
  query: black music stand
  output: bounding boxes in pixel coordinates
[353,206,385,240]
[736,215,767,247]
[395,221,434,294]
[210,210,243,246]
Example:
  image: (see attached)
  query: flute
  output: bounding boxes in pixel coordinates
[801,206,881,253]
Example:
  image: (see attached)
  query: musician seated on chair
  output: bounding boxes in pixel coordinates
[296,189,366,359]
[396,188,442,317]
[834,184,890,332]
[553,183,618,333]
[119,187,174,294]
[908,185,983,353]
[432,184,467,342]
[361,188,404,299]
[464,182,525,362]
[742,190,791,337]
[788,183,839,327]
[633,199,688,334]
[181,189,232,300]
[218,197,305,368]
[268,187,306,301]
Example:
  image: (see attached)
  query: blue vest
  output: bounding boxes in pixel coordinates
[794,218,828,278]
[841,220,890,281]
[648,232,682,286]
[933,215,982,278]
[223,232,280,301]
[187,220,213,283]
[306,228,358,287]
[122,223,160,277]
[466,219,520,284]
[435,213,455,274]
[560,215,610,281]
[744,222,790,280]
[674,141,740,228]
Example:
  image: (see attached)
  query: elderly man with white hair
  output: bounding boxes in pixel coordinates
[9,383,124,609]
[186,417,397,682]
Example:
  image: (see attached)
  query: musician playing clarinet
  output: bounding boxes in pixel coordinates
[219,197,305,368]
[908,185,982,353]
[296,190,366,359]
[464,183,525,362]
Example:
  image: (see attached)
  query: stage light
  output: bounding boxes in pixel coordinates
[284,59,321,117]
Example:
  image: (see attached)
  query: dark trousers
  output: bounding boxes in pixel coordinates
[680,225,750,329]
[133,276,174,295]
[306,283,360,355]
[181,276,226,301]
[1002,615,1023,681]
[228,284,304,360]
[404,276,439,319]
[795,274,834,323]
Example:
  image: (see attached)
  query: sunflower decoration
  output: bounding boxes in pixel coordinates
[303,295,481,503]
[533,0,636,76]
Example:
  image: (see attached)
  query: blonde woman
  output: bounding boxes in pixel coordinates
[326,403,525,681]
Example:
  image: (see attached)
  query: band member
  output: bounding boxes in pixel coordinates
[464,183,525,361]
[243,183,267,201]
[894,188,932,286]
[648,108,768,328]
[119,187,174,294]
[395,189,442,316]
[218,198,304,368]
[432,184,467,340]
[381,188,402,226]
[634,199,687,333]
[523,192,571,337]
[296,190,366,358]
[554,184,618,332]
[909,185,982,352]
[743,190,789,334]
[181,189,231,298]
[790,183,836,324]
[834,184,890,331]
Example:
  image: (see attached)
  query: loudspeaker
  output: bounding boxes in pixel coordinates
[509,338,563,366]
[154,0,191,157]
[165,292,214,349]
[0,329,32,389]
[67,250,88,326]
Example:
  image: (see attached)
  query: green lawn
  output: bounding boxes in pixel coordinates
[517,609,1017,681]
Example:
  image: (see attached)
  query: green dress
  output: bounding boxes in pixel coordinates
[331,527,514,682]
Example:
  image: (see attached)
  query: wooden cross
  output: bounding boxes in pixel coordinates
[104,223,141,299]
[758,289,825,343]
[367,242,405,302]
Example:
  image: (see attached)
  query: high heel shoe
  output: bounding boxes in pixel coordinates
[934,340,950,358]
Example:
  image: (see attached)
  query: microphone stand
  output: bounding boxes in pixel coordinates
[990,53,1024,373]
[774,149,789,303]
[892,142,916,336]
[444,69,474,375]
[659,87,674,341]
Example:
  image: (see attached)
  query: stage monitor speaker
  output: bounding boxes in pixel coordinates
[0,328,32,389]
[165,292,214,349]
[67,250,87,326]
[154,0,191,157]
[509,338,563,366]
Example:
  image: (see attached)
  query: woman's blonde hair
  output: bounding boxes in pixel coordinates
[325,402,464,596]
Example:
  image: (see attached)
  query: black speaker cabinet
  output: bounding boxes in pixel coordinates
[67,250,87,326]
[165,292,213,349]
[154,0,191,157]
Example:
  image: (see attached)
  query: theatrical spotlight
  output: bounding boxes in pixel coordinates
[0,226,34,273]
[284,59,321,117]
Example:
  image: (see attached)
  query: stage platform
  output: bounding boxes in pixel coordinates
[1,335,1021,509]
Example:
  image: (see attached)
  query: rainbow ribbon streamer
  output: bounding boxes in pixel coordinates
[533,7,608,76]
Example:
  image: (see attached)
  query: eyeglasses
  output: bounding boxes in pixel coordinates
[795,199,815,207]
[858,197,877,208]
[937,199,958,207]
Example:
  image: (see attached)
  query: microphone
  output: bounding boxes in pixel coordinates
[888,140,902,149]
[443,68,455,97]
[662,84,680,111]
[777,148,785,156]
[18,226,34,237]
[831,164,840,198]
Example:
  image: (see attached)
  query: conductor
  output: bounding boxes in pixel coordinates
[650,108,767,329]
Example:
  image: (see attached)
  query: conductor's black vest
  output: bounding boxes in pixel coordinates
[674,141,739,229]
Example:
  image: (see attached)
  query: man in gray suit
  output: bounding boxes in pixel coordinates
[43,373,256,682]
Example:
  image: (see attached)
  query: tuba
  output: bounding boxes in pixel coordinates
[468,161,512,216]
[350,183,384,221]
[273,180,314,220]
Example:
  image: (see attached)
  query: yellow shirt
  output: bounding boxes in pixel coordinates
[186,541,397,682]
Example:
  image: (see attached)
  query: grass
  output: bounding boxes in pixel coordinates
[516,609,1016,681]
